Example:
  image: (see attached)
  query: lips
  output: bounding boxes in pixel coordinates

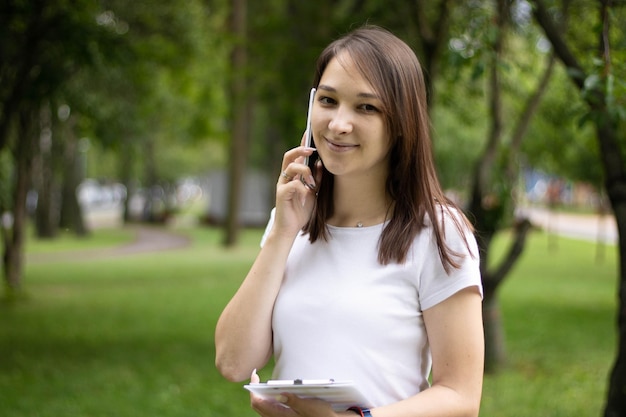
[325,137,358,152]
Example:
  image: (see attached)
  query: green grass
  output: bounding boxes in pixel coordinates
[0,226,618,416]
[483,232,617,417]
[25,227,136,253]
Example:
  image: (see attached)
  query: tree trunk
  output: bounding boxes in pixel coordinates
[483,293,506,371]
[120,140,135,223]
[411,0,452,106]
[223,0,248,246]
[3,110,36,296]
[33,103,57,238]
[58,115,87,236]
[598,120,626,416]
[605,197,626,416]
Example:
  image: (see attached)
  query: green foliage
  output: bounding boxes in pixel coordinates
[2,0,622,225]
[579,59,626,128]
[3,0,232,188]
[154,141,227,182]
[521,2,626,186]
[4,0,609,191]
[522,65,601,184]
[431,97,486,191]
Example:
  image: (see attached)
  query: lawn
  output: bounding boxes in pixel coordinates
[0,225,618,417]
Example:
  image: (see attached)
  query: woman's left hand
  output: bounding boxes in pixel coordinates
[251,393,340,417]
[249,370,344,417]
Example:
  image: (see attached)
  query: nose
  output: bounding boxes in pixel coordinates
[328,106,353,135]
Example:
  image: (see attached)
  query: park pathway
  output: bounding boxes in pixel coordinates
[26,225,191,264]
[522,206,617,244]
[25,206,617,264]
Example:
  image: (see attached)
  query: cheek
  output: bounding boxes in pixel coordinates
[311,115,330,145]
[311,109,327,131]
[372,124,392,151]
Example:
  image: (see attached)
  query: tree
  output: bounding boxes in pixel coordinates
[223,0,249,246]
[530,0,626,414]
[462,0,557,371]
[409,0,556,371]
[2,109,37,294]
[0,0,120,295]
[0,0,210,295]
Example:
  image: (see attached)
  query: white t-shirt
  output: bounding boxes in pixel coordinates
[261,208,482,407]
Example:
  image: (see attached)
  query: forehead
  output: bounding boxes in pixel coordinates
[319,52,377,95]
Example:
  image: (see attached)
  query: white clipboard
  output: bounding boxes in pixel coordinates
[244,379,370,411]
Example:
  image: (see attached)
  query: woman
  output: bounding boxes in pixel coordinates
[215,25,484,417]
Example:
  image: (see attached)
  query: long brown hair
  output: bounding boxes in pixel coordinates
[304,25,473,272]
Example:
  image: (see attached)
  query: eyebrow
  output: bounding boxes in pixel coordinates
[317,84,380,100]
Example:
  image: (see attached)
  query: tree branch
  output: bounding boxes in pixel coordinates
[476,0,507,195]
[414,0,454,105]
[530,0,586,89]
[490,218,533,288]
[506,53,556,179]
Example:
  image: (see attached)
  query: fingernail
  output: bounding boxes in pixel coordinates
[276,394,288,403]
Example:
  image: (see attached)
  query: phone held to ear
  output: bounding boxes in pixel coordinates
[303,88,318,171]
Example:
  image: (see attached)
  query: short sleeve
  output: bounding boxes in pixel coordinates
[260,208,276,248]
[418,209,482,311]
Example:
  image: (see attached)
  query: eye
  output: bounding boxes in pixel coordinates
[318,96,336,105]
[359,103,380,113]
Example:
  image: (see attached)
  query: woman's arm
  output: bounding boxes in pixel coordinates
[215,145,318,382]
[214,229,296,382]
[370,286,484,417]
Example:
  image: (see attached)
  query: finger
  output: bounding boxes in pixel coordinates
[250,368,260,384]
[313,159,324,185]
[279,160,314,187]
[281,146,316,172]
[275,175,314,211]
[278,394,334,417]
[252,393,296,417]
[298,160,322,194]
[279,170,294,183]
[297,130,317,165]
[300,131,307,147]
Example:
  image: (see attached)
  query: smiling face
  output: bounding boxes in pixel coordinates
[312,53,391,182]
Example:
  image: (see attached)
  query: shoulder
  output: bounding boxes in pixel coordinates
[423,204,474,246]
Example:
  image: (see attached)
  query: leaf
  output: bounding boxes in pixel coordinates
[577,112,592,129]
[471,61,485,81]
[584,74,601,91]
[566,67,586,81]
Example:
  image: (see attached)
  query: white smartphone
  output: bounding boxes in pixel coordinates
[303,87,317,171]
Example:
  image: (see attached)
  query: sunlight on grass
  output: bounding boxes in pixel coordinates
[0,225,619,417]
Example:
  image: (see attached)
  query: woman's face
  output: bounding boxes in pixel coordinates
[312,53,391,181]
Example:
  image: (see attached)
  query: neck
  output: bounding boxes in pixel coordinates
[329,175,392,227]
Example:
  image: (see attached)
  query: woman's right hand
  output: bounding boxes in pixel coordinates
[272,145,320,238]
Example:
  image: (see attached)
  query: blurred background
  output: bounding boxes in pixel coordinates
[1,1,625,416]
